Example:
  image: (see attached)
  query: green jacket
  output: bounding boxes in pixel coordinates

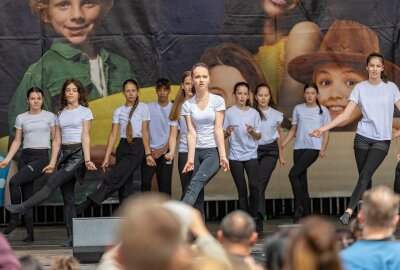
[8,40,134,154]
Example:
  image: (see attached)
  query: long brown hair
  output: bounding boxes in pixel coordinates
[200,43,267,93]
[123,79,140,144]
[169,71,192,121]
[58,78,88,113]
[285,216,342,270]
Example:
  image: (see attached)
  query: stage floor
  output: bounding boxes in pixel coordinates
[7,215,399,270]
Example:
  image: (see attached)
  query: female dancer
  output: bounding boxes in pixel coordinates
[76,79,153,213]
[181,63,229,216]
[311,51,400,225]
[253,83,285,230]
[0,87,55,242]
[6,78,97,247]
[224,82,261,230]
[283,82,330,223]
[165,71,194,193]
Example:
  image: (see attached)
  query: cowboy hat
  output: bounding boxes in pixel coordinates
[288,20,400,86]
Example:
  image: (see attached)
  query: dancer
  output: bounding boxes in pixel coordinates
[0,87,55,242]
[6,78,97,247]
[311,51,400,225]
[181,63,229,217]
[253,83,285,228]
[76,79,152,214]
[223,82,261,231]
[141,78,173,195]
[283,82,330,223]
[165,71,194,193]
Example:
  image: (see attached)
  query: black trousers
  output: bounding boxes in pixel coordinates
[257,142,279,216]
[394,163,400,194]
[178,152,192,194]
[21,144,86,236]
[88,138,144,205]
[9,148,49,234]
[347,134,390,210]
[289,149,319,215]
[229,158,259,218]
[141,152,173,195]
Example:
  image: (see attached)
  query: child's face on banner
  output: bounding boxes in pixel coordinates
[313,62,365,124]
[47,0,101,44]
[209,65,246,108]
[262,0,298,16]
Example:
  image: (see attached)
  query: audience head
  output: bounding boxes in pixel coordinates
[118,193,191,270]
[19,255,43,270]
[218,210,257,246]
[285,216,342,270]
[264,230,291,270]
[359,185,400,230]
[51,256,80,270]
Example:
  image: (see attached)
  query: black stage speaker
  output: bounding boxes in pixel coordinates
[72,217,121,263]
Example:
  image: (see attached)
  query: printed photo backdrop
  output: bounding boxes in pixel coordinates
[0,0,399,202]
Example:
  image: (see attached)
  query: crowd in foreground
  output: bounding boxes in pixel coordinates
[1,185,400,270]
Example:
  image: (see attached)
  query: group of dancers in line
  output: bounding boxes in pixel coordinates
[1,51,399,246]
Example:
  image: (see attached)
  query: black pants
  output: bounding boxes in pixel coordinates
[178,152,192,193]
[141,152,173,195]
[21,144,86,236]
[9,148,49,234]
[88,138,144,205]
[347,134,390,210]
[289,149,319,215]
[257,142,279,216]
[394,163,400,194]
[229,159,259,217]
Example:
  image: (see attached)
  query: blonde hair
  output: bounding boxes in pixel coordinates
[169,71,192,121]
[51,256,80,270]
[29,0,114,27]
[122,79,140,144]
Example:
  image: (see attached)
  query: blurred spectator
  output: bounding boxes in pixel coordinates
[51,256,80,270]
[97,194,229,270]
[0,233,20,270]
[19,255,43,270]
[340,186,400,270]
[264,229,291,270]
[285,216,343,270]
[217,210,262,270]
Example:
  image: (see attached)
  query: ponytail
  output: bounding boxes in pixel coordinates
[126,97,139,144]
[316,98,323,115]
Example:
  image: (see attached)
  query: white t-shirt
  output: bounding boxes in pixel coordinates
[182,93,226,149]
[148,101,173,149]
[258,107,284,145]
[89,55,107,97]
[15,110,55,149]
[349,80,400,140]
[223,105,261,161]
[168,115,188,153]
[56,105,93,143]
[112,102,150,139]
[292,103,331,150]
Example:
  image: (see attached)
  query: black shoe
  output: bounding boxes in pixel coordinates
[76,199,93,215]
[22,234,34,242]
[3,219,20,235]
[293,206,304,224]
[340,212,351,225]
[5,204,26,215]
[60,238,73,247]
[255,217,263,234]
